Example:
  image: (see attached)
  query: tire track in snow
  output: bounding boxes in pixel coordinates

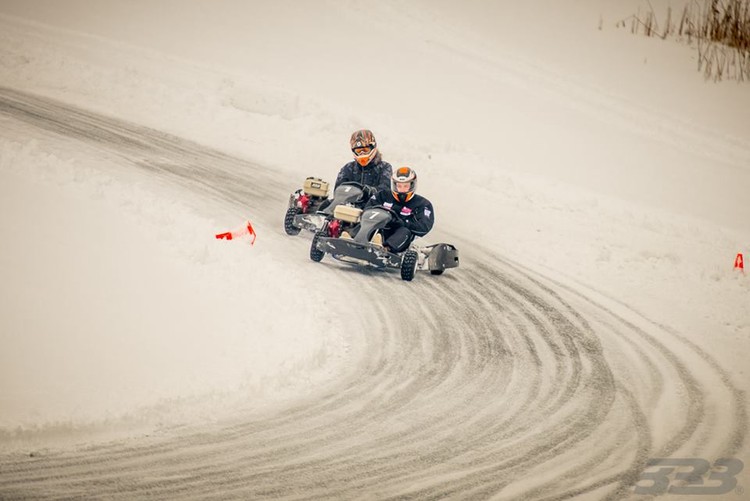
[0,88,744,499]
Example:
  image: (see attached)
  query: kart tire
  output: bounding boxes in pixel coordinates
[284,206,301,235]
[430,269,444,276]
[310,230,326,262]
[401,250,419,281]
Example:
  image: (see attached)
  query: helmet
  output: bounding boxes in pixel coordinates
[391,166,417,203]
[350,129,378,167]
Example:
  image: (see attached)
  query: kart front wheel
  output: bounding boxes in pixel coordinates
[401,250,419,281]
[310,230,326,262]
[284,206,301,235]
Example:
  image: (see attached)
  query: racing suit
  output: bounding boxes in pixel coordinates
[364,189,435,252]
[334,154,393,196]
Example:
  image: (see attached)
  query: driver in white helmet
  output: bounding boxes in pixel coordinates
[363,166,434,252]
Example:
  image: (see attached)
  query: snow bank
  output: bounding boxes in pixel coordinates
[0,138,349,435]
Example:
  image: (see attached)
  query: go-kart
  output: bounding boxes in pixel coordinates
[309,204,459,281]
[284,179,368,235]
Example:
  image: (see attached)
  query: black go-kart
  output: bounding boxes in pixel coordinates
[284,179,368,235]
[309,204,459,281]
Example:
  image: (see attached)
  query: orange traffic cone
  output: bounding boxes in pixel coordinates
[735,253,744,271]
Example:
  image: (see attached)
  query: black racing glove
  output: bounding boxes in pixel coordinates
[363,185,378,199]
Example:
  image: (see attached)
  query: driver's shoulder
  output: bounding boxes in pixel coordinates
[371,158,392,172]
[410,193,432,207]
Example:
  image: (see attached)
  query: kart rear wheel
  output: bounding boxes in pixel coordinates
[284,206,301,235]
[430,269,444,276]
[310,230,326,262]
[401,250,418,281]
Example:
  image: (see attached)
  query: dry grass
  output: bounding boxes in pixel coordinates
[617,0,750,81]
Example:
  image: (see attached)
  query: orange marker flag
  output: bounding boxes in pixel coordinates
[215,221,256,245]
[246,222,257,245]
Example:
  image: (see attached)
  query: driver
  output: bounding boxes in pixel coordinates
[363,166,434,252]
[335,129,392,197]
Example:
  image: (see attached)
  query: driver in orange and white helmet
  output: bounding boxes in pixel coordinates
[364,166,434,252]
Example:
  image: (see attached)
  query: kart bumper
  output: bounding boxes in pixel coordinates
[318,237,402,269]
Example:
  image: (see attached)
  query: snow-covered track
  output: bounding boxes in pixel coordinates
[0,88,744,499]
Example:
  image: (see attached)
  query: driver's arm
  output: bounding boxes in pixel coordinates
[334,163,354,189]
[364,190,386,208]
[376,163,393,192]
[405,201,435,237]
